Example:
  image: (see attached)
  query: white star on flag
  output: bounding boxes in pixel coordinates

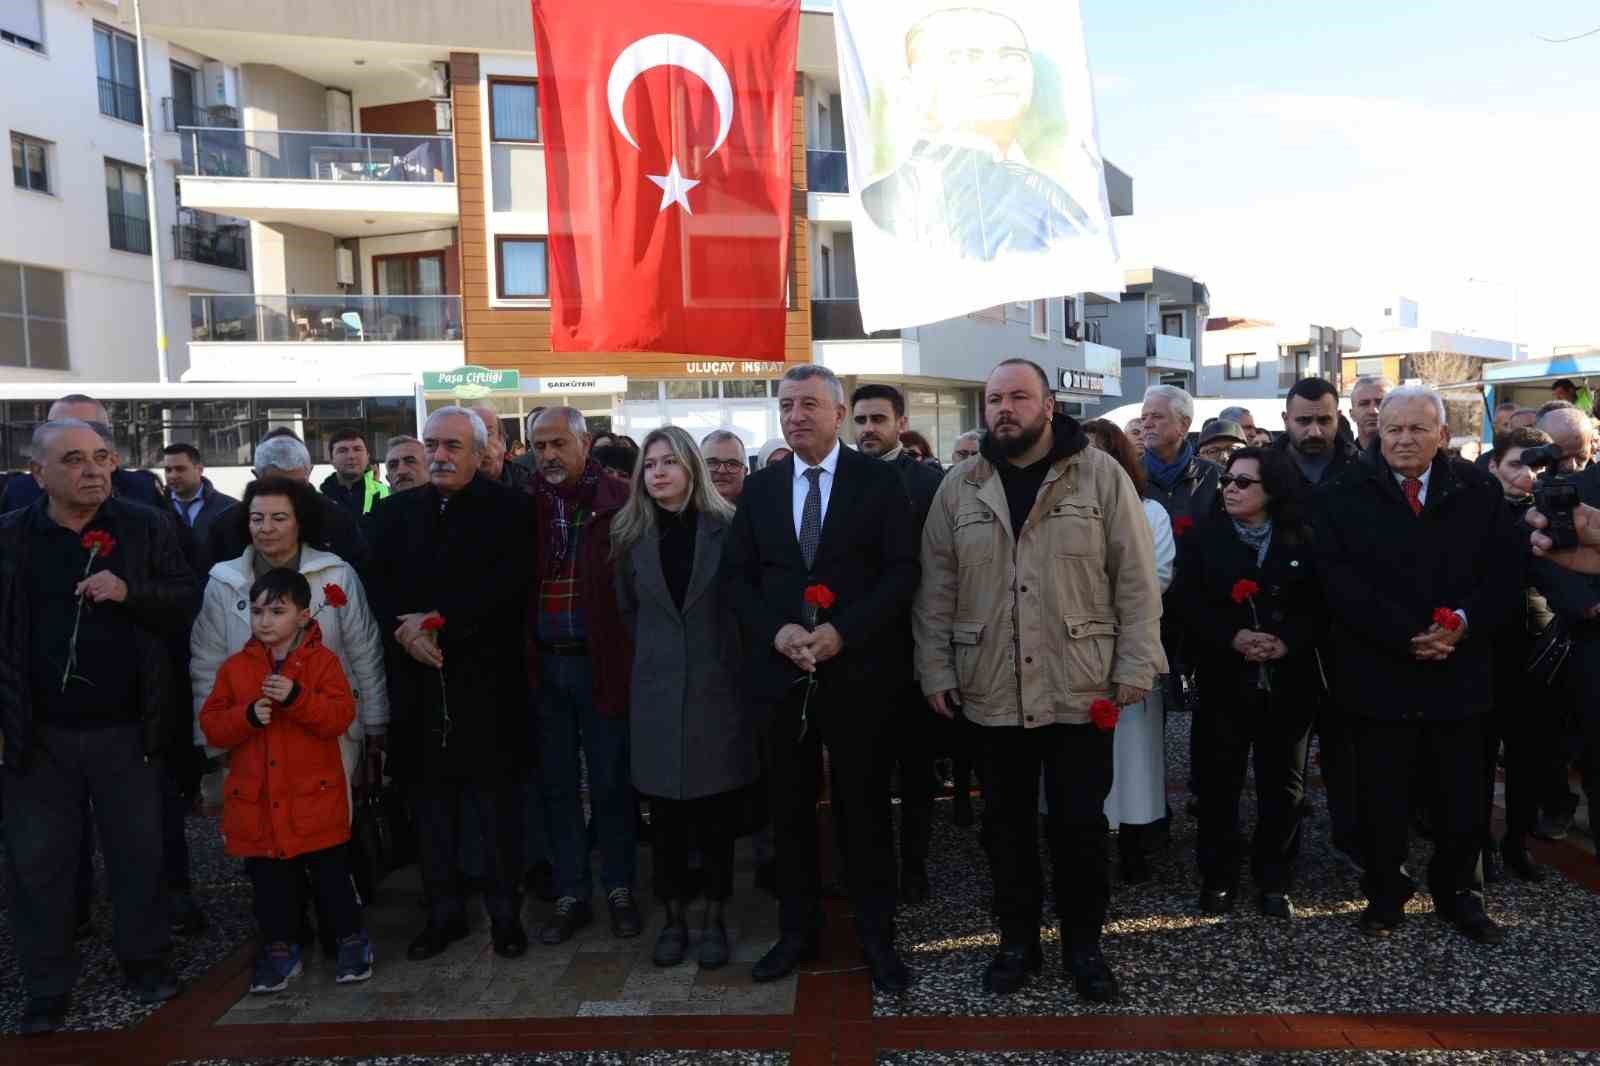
[647,157,700,214]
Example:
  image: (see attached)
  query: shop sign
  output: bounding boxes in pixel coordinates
[1057,368,1105,395]
[684,360,789,377]
[422,366,521,396]
[529,376,629,395]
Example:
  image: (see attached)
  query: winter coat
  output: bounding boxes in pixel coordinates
[616,510,756,800]
[190,546,388,752]
[320,470,388,517]
[0,496,197,770]
[166,478,238,575]
[1143,450,1221,527]
[1,467,165,513]
[1312,449,1522,721]
[914,413,1166,727]
[199,622,355,859]
[208,493,371,586]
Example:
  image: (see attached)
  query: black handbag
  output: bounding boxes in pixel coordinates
[1526,617,1573,687]
[348,752,417,903]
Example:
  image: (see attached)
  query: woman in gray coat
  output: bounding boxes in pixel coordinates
[613,426,755,970]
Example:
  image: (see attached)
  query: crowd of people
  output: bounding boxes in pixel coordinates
[1,363,1597,1035]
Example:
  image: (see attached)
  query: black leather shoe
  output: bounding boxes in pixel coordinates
[1198,885,1234,915]
[981,940,1042,994]
[900,866,931,905]
[540,897,593,945]
[1440,902,1504,946]
[607,888,642,939]
[1258,893,1295,920]
[751,936,819,982]
[491,920,529,959]
[862,937,911,993]
[1120,850,1152,885]
[20,995,69,1037]
[1483,845,1505,885]
[1065,947,1120,1003]
[652,920,689,967]
[407,918,469,960]
[1503,844,1548,883]
[124,960,181,1005]
[1357,906,1404,938]
[525,860,558,903]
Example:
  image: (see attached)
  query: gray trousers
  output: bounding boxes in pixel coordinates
[3,724,168,999]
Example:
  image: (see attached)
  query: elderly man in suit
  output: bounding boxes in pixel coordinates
[724,365,920,992]
[1314,385,1521,944]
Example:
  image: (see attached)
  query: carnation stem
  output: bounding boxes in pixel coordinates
[59,546,100,693]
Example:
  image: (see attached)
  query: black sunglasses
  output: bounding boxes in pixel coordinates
[1218,474,1262,490]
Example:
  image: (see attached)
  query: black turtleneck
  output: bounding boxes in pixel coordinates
[657,503,696,609]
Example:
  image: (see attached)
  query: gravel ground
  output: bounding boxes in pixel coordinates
[879,1053,1600,1065]
[882,711,1600,1018]
[0,811,254,1035]
[172,1055,788,1065]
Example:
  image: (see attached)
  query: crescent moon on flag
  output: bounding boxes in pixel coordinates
[606,33,735,158]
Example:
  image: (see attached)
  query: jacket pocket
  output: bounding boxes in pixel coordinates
[1062,615,1119,692]
[291,776,343,837]
[953,511,997,567]
[1046,502,1105,558]
[222,784,265,849]
[951,620,994,698]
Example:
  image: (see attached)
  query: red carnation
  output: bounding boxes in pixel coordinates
[420,614,445,632]
[1089,698,1120,732]
[81,530,117,557]
[1432,608,1463,632]
[321,583,348,609]
[1230,579,1261,605]
[1172,516,1195,538]
[803,584,836,610]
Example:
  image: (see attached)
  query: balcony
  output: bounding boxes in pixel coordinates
[176,129,458,238]
[811,298,902,341]
[1146,332,1193,370]
[109,211,152,255]
[98,77,141,125]
[807,149,847,194]
[173,222,248,272]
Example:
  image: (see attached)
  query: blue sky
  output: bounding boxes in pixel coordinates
[1078,0,1599,352]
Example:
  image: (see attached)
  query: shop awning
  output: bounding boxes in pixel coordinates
[1484,353,1600,384]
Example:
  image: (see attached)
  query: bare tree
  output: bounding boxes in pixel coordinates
[1403,351,1484,439]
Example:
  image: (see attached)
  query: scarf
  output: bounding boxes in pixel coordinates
[534,460,602,577]
[1143,440,1195,491]
[1233,518,1274,567]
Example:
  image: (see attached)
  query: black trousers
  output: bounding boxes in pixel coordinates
[1561,639,1600,812]
[649,789,742,904]
[1484,658,1556,848]
[986,722,1113,953]
[765,690,895,941]
[2,724,167,999]
[1354,715,1485,916]
[414,775,524,926]
[1196,686,1313,893]
[875,685,944,874]
[247,845,362,944]
[1314,693,1360,850]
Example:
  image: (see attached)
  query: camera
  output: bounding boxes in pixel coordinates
[1522,443,1581,550]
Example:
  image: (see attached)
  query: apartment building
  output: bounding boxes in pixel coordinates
[1201,317,1363,399]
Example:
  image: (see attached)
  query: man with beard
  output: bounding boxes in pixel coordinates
[1274,377,1358,500]
[382,437,427,492]
[1350,376,1392,453]
[915,359,1163,1001]
[850,384,947,904]
[700,430,748,503]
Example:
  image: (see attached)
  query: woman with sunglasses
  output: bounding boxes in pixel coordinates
[1173,447,1324,919]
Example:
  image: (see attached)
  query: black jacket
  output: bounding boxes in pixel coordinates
[1312,449,1522,721]
[1269,431,1359,511]
[1,467,165,514]
[887,449,945,537]
[497,458,534,492]
[365,474,536,782]
[1174,515,1325,705]
[1143,449,1221,526]
[723,441,920,714]
[0,497,197,769]
[167,478,238,576]
[207,490,371,583]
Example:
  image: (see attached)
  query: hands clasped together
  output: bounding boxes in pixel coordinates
[773,622,842,674]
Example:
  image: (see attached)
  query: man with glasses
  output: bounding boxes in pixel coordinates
[3,395,165,513]
[701,430,749,503]
[1196,419,1247,466]
[951,431,981,467]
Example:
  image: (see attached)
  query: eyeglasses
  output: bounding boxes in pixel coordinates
[704,459,746,473]
[1218,474,1262,490]
[953,449,978,461]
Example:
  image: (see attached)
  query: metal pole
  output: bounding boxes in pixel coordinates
[130,0,170,383]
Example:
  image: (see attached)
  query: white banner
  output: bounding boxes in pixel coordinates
[832,1,1123,333]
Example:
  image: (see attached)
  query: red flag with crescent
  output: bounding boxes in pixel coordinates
[531,0,800,358]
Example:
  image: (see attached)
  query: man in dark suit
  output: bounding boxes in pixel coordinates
[159,444,236,576]
[849,383,946,905]
[1,395,165,514]
[1314,385,1521,944]
[725,365,920,991]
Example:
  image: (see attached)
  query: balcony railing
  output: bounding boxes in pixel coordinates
[1147,332,1192,364]
[181,128,455,183]
[98,77,142,125]
[163,98,239,133]
[807,148,848,194]
[191,294,463,343]
[811,297,902,341]
[173,223,248,271]
[109,211,152,255]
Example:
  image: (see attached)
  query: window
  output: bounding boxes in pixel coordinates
[1161,311,1185,337]
[1225,353,1258,381]
[495,236,547,298]
[666,381,718,400]
[1062,297,1079,341]
[723,380,770,399]
[489,79,539,142]
[625,380,661,402]
[11,133,48,193]
[818,246,832,299]
[1,0,44,52]
[1030,299,1049,338]
[105,159,150,255]
[94,23,142,125]
[0,261,69,370]
[1354,357,1386,378]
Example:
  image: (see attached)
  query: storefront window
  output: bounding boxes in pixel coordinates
[723,380,770,399]
[625,380,661,402]
[666,381,718,400]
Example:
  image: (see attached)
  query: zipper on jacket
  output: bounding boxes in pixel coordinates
[1010,536,1024,727]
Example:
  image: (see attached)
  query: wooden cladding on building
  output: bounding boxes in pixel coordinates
[449,54,811,377]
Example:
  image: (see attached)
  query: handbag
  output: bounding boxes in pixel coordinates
[348,751,417,903]
[1526,617,1573,687]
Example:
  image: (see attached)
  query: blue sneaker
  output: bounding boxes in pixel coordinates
[250,941,302,994]
[335,932,374,984]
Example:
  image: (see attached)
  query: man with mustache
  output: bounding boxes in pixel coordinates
[382,437,427,492]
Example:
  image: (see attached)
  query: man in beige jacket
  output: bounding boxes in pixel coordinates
[914,358,1164,1003]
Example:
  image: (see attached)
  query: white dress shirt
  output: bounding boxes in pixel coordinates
[792,438,842,538]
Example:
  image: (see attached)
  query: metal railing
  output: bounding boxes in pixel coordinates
[806,148,848,194]
[162,98,239,133]
[190,294,464,343]
[173,223,248,271]
[98,77,142,124]
[109,211,152,255]
[811,297,903,341]
[180,128,455,183]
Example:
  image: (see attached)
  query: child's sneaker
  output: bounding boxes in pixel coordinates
[335,932,374,984]
[249,941,302,994]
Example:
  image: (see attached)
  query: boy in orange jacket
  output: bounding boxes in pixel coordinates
[199,569,375,992]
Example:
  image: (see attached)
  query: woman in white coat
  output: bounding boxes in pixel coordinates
[190,476,389,786]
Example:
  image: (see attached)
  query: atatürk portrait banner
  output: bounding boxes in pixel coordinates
[833,0,1123,332]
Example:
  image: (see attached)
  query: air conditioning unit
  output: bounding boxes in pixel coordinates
[335,247,355,286]
[431,61,451,100]
[200,62,238,110]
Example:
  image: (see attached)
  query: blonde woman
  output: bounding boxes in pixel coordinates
[612,427,754,970]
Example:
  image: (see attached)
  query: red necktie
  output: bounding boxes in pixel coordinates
[1403,477,1423,516]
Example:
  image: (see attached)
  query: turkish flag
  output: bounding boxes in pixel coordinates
[532,0,800,358]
